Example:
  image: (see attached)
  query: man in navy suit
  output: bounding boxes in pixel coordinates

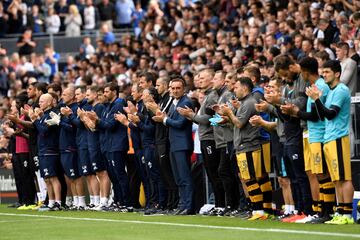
[153,78,194,215]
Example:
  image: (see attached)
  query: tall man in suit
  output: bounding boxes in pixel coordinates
[153,78,194,215]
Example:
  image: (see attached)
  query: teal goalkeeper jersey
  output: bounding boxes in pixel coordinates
[323,83,351,143]
[306,78,330,143]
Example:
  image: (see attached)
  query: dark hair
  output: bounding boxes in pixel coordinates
[336,42,349,54]
[48,92,59,103]
[314,50,330,62]
[237,77,254,92]
[170,78,186,87]
[244,66,261,83]
[16,91,29,109]
[299,57,318,75]
[76,86,87,93]
[274,54,295,72]
[353,11,360,21]
[104,82,120,96]
[88,85,99,93]
[47,83,62,95]
[322,60,342,75]
[140,71,157,86]
[34,82,48,94]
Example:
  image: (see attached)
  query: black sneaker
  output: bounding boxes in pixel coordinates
[218,206,233,216]
[119,206,134,213]
[208,208,222,216]
[308,215,332,224]
[49,202,62,211]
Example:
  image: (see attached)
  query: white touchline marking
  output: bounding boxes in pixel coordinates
[0,219,46,223]
[0,213,359,238]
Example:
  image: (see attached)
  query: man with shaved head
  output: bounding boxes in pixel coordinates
[30,93,62,210]
[59,87,86,209]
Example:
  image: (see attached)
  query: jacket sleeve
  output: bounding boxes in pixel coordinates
[165,99,194,129]
[97,102,123,130]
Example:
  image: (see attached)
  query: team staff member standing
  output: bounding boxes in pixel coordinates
[221,77,266,220]
[90,82,132,211]
[306,60,354,225]
[153,78,194,215]
[80,86,111,209]
[59,87,86,210]
[178,69,226,215]
[30,93,62,210]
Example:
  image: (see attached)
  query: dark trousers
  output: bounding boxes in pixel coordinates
[106,151,131,206]
[218,146,240,209]
[191,155,206,213]
[144,145,167,208]
[156,143,179,209]
[201,140,225,208]
[132,149,151,208]
[126,153,142,209]
[170,150,193,210]
[13,153,37,205]
[283,144,312,215]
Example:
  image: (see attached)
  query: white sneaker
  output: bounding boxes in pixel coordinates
[295,214,317,223]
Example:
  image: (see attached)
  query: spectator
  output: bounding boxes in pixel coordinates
[97,0,116,32]
[65,4,82,37]
[115,0,135,29]
[44,44,60,80]
[45,7,61,34]
[54,0,68,32]
[83,0,99,33]
[7,0,23,34]
[0,2,9,37]
[27,5,44,34]
[336,42,358,96]
[16,29,36,56]
[101,23,115,45]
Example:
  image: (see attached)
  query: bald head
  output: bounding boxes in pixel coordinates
[39,93,53,111]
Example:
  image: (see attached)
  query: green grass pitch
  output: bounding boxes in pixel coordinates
[0,204,359,240]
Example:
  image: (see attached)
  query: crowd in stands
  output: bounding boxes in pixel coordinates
[0,0,360,225]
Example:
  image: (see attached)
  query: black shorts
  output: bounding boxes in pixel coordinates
[60,151,80,179]
[88,149,106,172]
[78,149,94,176]
[39,154,59,178]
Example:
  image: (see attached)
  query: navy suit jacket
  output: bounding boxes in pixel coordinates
[165,95,194,153]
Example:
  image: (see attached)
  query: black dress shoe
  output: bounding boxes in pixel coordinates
[178,209,193,215]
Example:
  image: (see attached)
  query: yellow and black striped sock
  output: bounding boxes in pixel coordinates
[322,179,335,215]
[258,175,273,213]
[245,179,263,211]
[312,201,319,214]
[337,203,345,215]
[343,203,353,216]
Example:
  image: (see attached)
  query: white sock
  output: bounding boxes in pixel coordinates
[289,205,295,214]
[36,192,43,203]
[284,205,290,215]
[73,196,79,207]
[78,196,86,207]
[48,200,55,208]
[100,197,108,206]
[343,214,352,219]
[65,196,73,206]
[94,195,100,206]
[56,201,62,206]
[90,195,94,205]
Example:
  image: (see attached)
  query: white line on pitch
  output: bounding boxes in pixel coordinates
[0,212,359,238]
